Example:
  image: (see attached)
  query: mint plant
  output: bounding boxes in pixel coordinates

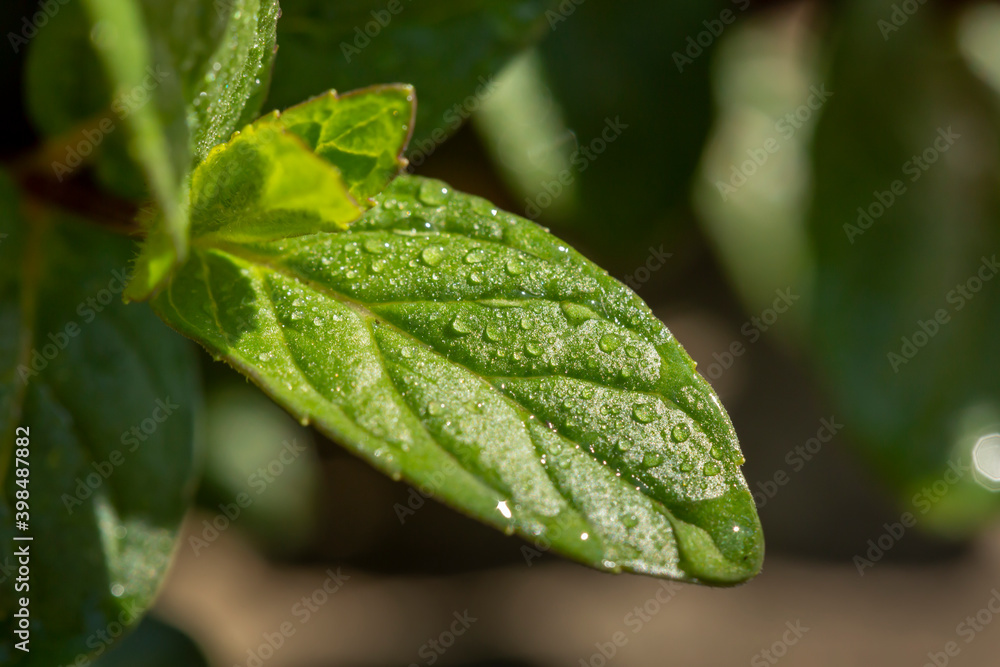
[0,1,762,664]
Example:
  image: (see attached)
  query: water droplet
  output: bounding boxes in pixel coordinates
[363,238,387,254]
[519,317,534,330]
[400,347,414,359]
[678,461,694,473]
[622,514,639,529]
[421,246,445,266]
[371,259,386,273]
[615,439,631,452]
[599,334,623,353]
[449,316,474,336]
[418,179,450,206]
[258,352,272,362]
[670,423,691,443]
[111,584,125,597]
[561,302,598,325]
[345,269,359,279]
[632,403,657,424]
[642,452,663,468]
[484,323,502,342]
[710,445,725,460]
[703,462,721,477]
[626,345,642,359]
[468,272,484,284]
[464,249,486,264]
[290,311,303,320]
[427,402,443,416]
[505,259,525,275]
[581,388,595,400]
[525,341,543,357]
[313,317,323,326]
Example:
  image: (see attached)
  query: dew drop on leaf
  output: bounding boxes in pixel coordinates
[642,452,663,468]
[463,249,487,264]
[670,423,692,443]
[632,403,657,424]
[484,323,502,342]
[363,238,387,254]
[418,179,450,206]
[599,333,623,353]
[421,246,445,266]
[505,259,525,275]
[449,316,474,337]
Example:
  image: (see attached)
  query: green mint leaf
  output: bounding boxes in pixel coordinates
[150,173,763,585]
[127,84,414,301]
[268,0,555,149]
[0,175,201,665]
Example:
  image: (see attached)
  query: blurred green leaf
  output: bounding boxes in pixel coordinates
[806,0,1000,535]
[693,7,816,319]
[474,49,578,220]
[479,0,731,265]
[0,173,201,664]
[93,616,208,667]
[268,0,556,149]
[200,383,319,553]
[150,170,763,585]
[23,0,148,196]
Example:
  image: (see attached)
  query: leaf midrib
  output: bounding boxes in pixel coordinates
[200,240,675,403]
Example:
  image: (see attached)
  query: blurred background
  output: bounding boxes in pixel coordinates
[5,0,1000,665]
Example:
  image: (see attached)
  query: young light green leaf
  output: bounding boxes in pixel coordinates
[151,173,763,585]
[127,85,414,301]
[256,85,416,203]
[0,175,201,665]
